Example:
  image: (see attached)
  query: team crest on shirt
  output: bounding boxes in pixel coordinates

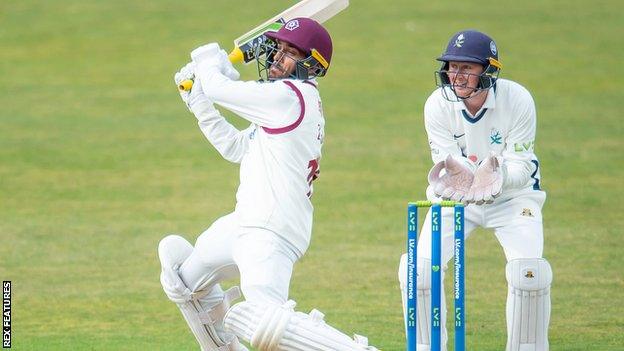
[521,208,534,217]
[490,128,502,145]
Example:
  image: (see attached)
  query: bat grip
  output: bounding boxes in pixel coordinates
[178,80,194,91]
[228,47,244,64]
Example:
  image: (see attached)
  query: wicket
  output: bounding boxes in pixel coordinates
[406,201,465,351]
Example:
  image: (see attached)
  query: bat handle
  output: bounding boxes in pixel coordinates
[179,80,194,91]
[178,47,243,91]
[228,47,244,64]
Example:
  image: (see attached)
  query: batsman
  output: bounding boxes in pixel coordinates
[158,17,378,351]
[398,30,553,350]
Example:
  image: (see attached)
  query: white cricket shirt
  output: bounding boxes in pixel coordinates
[424,79,543,198]
[195,67,324,256]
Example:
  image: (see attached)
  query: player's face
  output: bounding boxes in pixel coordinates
[446,61,484,98]
[270,40,306,79]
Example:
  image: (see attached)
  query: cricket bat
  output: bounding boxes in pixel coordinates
[179,0,349,91]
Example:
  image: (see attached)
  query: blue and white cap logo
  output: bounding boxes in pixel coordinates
[490,41,497,55]
[285,19,300,31]
[454,33,465,48]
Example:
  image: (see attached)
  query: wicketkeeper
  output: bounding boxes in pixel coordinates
[398,30,552,351]
[158,18,378,350]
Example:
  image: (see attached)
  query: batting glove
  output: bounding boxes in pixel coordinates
[174,62,215,114]
[192,43,240,81]
[217,49,240,80]
[174,62,196,106]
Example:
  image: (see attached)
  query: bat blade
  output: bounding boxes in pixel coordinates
[306,0,349,23]
[231,0,349,64]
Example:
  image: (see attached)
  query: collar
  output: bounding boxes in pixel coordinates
[452,87,496,111]
[303,78,318,88]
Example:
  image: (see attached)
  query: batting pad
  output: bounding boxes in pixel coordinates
[177,287,247,351]
[158,235,247,351]
[398,254,408,334]
[416,258,432,347]
[224,300,378,351]
[505,258,552,351]
[398,255,448,350]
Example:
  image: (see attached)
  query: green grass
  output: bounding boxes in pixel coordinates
[1,0,623,350]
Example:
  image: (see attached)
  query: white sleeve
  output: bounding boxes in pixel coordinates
[194,108,251,164]
[501,89,538,189]
[424,95,475,170]
[195,63,301,129]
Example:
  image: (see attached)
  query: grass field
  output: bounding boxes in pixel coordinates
[1,0,623,350]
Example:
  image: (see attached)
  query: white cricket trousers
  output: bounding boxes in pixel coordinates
[178,212,301,305]
[418,190,547,262]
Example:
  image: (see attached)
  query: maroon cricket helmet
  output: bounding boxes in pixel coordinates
[265,17,333,72]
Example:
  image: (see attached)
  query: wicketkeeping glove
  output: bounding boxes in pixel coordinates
[428,154,475,202]
[464,154,504,205]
